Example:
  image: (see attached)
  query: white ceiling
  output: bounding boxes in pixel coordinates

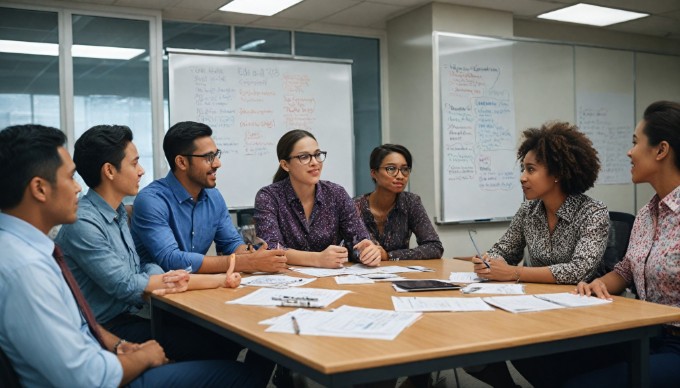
[12,0,680,39]
[10,0,680,40]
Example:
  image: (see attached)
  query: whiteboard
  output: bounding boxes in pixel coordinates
[436,33,523,222]
[168,50,354,208]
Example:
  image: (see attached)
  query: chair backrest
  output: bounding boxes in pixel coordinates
[0,346,21,388]
[597,211,635,278]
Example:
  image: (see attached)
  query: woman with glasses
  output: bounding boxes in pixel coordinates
[254,129,381,268]
[355,144,443,261]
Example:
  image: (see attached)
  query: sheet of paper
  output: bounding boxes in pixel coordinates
[335,275,375,284]
[289,267,349,277]
[226,287,350,307]
[461,283,525,295]
[265,305,421,340]
[240,275,316,288]
[258,308,317,325]
[534,293,613,307]
[483,295,565,313]
[392,296,494,312]
[449,272,483,283]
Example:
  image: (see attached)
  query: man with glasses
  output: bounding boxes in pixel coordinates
[131,121,287,275]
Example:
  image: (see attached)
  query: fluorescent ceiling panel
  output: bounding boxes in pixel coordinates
[219,0,304,16]
[538,3,648,27]
[0,40,145,60]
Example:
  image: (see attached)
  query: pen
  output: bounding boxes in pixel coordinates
[291,316,300,335]
[468,230,490,269]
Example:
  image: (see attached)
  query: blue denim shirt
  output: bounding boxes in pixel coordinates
[56,189,163,324]
[0,213,122,387]
[131,172,244,271]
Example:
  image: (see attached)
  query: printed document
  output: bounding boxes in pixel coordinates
[461,283,525,294]
[226,287,350,307]
[392,296,494,312]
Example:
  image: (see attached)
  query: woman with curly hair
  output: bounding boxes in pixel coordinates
[472,121,609,284]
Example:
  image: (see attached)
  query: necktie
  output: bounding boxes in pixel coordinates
[52,245,107,349]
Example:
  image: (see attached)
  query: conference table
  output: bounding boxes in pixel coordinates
[150,259,680,387]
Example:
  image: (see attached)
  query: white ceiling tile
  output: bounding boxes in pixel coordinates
[162,7,215,21]
[200,10,262,25]
[174,0,231,11]
[437,0,565,17]
[366,0,429,6]
[608,15,680,38]
[114,0,181,8]
[321,2,403,27]
[248,16,310,29]
[277,0,361,21]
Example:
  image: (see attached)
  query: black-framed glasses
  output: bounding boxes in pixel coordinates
[287,151,327,165]
[181,149,222,164]
[380,165,411,177]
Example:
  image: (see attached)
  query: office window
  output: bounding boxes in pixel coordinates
[234,27,291,54]
[296,32,381,195]
[0,7,60,129]
[72,15,153,187]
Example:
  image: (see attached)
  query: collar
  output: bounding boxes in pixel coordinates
[529,194,584,223]
[655,185,680,214]
[0,212,54,258]
[166,171,203,204]
[282,177,322,205]
[83,189,124,224]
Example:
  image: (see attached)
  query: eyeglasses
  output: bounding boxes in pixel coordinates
[287,151,327,165]
[181,149,222,164]
[380,166,411,177]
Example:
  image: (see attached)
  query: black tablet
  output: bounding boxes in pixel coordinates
[393,280,462,291]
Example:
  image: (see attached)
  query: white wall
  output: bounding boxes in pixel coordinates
[386,3,680,258]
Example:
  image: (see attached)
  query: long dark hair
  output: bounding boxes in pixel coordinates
[273,129,317,183]
[642,101,680,170]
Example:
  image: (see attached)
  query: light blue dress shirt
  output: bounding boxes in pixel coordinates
[0,213,122,387]
[131,171,244,271]
[55,189,164,324]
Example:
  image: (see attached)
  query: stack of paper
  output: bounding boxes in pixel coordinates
[483,293,612,313]
[226,287,350,308]
[392,296,494,312]
[461,283,525,294]
[240,275,316,288]
[261,305,422,340]
[449,272,483,283]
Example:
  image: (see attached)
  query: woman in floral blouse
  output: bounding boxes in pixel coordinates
[557,100,680,387]
[354,144,444,261]
[472,121,609,284]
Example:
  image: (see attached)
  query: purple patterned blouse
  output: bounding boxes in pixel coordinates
[614,185,680,326]
[254,178,370,260]
[354,192,444,260]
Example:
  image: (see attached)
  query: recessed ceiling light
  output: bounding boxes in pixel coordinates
[219,0,304,16]
[538,3,648,27]
[0,40,145,60]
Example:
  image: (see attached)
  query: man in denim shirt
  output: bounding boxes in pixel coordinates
[56,124,271,385]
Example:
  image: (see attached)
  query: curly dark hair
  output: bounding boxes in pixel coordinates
[517,121,600,195]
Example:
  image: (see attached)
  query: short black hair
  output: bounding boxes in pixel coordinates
[369,144,413,183]
[518,121,600,195]
[164,121,213,171]
[0,124,66,209]
[74,125,133,188]
[642,100,680,170]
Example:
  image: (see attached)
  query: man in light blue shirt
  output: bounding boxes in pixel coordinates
[131,121,287,273]
[0,124,257,387]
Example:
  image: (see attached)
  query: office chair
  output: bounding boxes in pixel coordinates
[598,211,635,276]
[0,346,21,388]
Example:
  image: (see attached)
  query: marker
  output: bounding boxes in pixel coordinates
[291,316,301,335]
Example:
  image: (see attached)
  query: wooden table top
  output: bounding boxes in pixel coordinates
[154,259,680,374]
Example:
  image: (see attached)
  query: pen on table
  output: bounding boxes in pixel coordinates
[291,316,301,335]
